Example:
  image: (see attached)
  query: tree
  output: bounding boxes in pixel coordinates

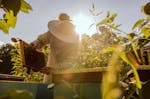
[0,43,16,74]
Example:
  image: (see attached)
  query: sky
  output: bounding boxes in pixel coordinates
[0,0,149,44]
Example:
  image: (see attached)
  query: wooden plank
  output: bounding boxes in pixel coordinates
[0,74,24,81]
[54,67,107,74]
[53,67,108,83]
[127,65,150,81]
[53,66,150,83]
[136,65,150,70]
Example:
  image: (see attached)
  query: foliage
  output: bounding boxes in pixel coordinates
[0,1,149,99]
[89,1,102,16]
[0,42,46,82]
[0,89,33,99]
[75,26,120,69]
[0,43,16,74]
[11,44,44,82]
[129,2,150,66]
[0,0,32,33]
[81,2,150,99]
[98,2,150,99]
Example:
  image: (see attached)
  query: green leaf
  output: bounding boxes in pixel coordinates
[97,13,117,26]
[89,9,93,13]
[20,0,32,13]
[106,11,110,18]
[89,2,95,15]
[96,12,102,16]
[141,27,150,38]
[132,19,145,30]
[0,59,3,62]
[89,23,95,30]
[91,2,95,11]
[141,6,145,13]
[109,24,122,32]
[116,24,122,27]
[147,15,150,21]
[1,0,21,16]
[0,19,9,33]
[119,52,142,89]
[109,13,117,22]
[127,32,137,39]
[4,10,17,28]
[101,47,115,54]
[96,18,109,26]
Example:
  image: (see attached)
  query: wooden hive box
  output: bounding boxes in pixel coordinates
[19,40,46,72]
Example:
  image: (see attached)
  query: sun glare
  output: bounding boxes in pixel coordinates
[72,14,96,36]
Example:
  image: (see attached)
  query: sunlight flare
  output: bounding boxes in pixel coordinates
[72,14,96,35]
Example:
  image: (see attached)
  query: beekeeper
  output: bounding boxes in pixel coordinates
[30,13,79,83]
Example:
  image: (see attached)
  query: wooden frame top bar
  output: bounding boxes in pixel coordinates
[53,67,108,74]
[53,66,150,83]
[53,67,108,83]
[19,39,30,67]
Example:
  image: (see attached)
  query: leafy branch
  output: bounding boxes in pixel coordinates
[0,0,32,34]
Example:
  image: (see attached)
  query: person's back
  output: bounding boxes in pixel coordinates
[48,32,78,70]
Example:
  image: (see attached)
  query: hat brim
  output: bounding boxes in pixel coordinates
[48,20,79,43]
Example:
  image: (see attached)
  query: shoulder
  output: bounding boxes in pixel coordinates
[48,20,58,26]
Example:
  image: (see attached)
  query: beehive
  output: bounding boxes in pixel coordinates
[19,40,46,72]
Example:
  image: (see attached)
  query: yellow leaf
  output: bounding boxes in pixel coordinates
[106,11,110,18]
[20,0,32,13]
[4,10,17,28]
[97,18,109,26]
[109,13,117,22]
[141,27,150,38]
[147,15,150,21]
[0,19,9,33]
[119,52,142,89]
[0,59,3,62]
[101,47,115,54]
[132,19,144,30]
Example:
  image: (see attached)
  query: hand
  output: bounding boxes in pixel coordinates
[30,42,37,49]
[40,67,57,75]
[30,40,40,49]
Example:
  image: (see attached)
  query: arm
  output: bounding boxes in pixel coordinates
[31,31,50,49]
